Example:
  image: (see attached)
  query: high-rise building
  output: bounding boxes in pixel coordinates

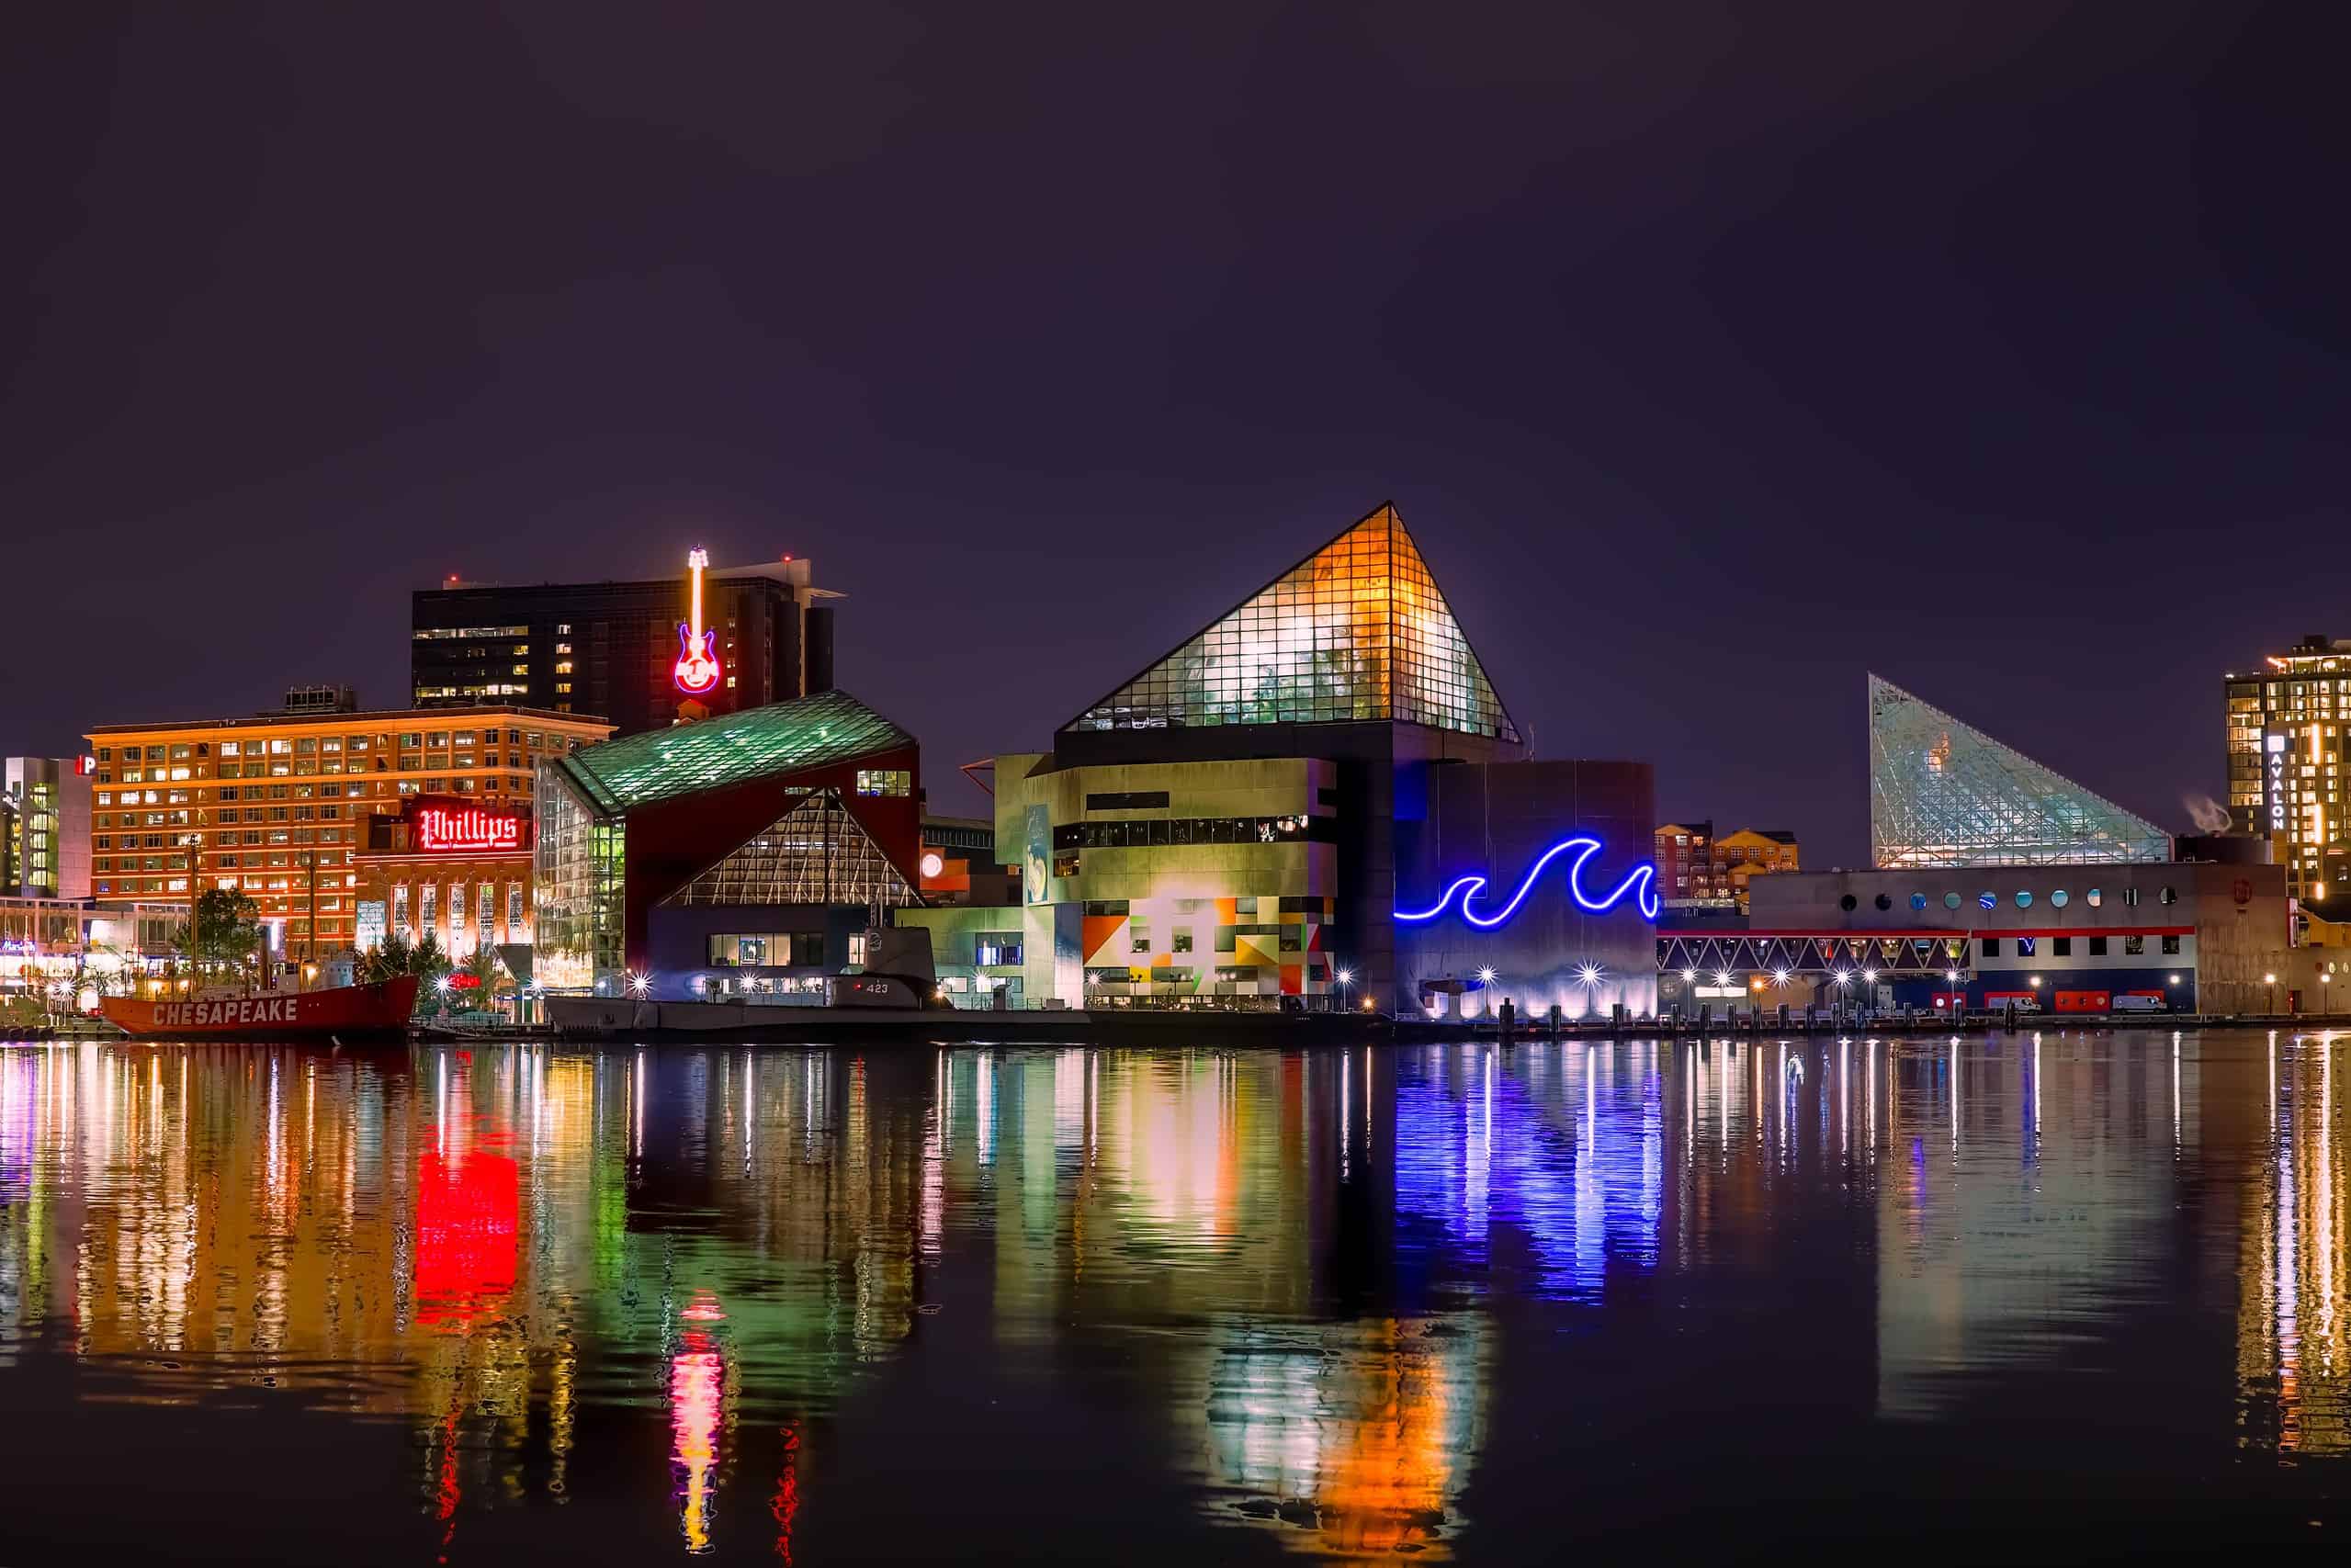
[86,693,610,957]
[1869,673,2171,868]
[2,758,65,899]
[2225,636,2349,905]
[412,555,837,738]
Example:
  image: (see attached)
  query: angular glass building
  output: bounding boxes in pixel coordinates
[1868,674,2171,868]
[1072,504,1520,741]
[535,688,921,994]
[904,503,1659,1018]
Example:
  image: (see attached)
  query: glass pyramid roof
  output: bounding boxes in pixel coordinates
[1868,674,2171,867]
[555,688,914,816]
[661,789,920,908]
[1066,503,1520,741]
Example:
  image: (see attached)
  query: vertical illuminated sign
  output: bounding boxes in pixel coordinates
[673,546,721,695]
[2268,732,2288,832]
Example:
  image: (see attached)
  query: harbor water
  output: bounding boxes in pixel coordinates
[0,1030,2344,1562]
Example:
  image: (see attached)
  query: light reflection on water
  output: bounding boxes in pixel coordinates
[0,1032,2344,1560]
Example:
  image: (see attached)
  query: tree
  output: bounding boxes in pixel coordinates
[359,930,452,1015]
[173,888,262,984]
[462,944,502,997]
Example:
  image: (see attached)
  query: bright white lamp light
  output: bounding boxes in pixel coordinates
[1477,967,1498,986]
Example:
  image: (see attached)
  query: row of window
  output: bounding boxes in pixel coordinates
[706,932,830,967]
[109,758,542,784]
[1051,815,1337,852]
[1084,790,1170,811]
[1079,897,1329,916]
[1983,934,2179,958]
[1837,886,2179,913]
[1084,964,1318,985]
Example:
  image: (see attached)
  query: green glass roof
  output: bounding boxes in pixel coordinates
[554,688,915,815]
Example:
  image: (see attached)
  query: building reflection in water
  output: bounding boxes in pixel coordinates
[1395,1041,1663,1302]
[2240,1029,2351,1457]
[1869,1032,2187,1421]
[4,1034,2345,1559]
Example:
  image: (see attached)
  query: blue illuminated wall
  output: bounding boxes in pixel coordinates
[1391,760,1657,1020]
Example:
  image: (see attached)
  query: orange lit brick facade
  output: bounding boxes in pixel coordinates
[85,706,610,955]
[353,795,535,957]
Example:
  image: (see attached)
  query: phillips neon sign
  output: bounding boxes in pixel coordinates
[673,546,722,695]
[415,805,522,853]
[1396,836,1660,927]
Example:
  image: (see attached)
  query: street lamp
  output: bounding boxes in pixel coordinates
[1336,965,1354,1015]
[2266,972,2278,1014]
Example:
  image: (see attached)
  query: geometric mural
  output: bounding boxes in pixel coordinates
[1066,502,1521,742]
[1869,673,2171,868]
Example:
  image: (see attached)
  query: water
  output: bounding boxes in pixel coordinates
[0,1030,2344,1562]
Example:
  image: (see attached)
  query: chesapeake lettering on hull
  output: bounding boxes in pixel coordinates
[415,805,522,853]
[156,997,304,1028]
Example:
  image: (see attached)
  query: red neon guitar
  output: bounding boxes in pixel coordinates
[673,546,723,694]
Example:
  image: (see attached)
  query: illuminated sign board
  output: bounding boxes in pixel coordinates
[2268,732,2288,832]
[673,546,722,695]
[415,805,523,853]
[1396,836,1660,927]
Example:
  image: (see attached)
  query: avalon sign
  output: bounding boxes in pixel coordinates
[2268,732,2287,832]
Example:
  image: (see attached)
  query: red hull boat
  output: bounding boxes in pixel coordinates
[101,976,420,1041]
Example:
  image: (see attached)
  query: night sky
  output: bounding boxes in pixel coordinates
[7,5,2345,864]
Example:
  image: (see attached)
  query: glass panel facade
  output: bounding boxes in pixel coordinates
[662,789,919,909]
[535,766,626,993]
[1868,674,2172,868]
[1068,504,1519,741]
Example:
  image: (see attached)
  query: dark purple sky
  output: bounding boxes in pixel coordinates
[7,5,2345,863]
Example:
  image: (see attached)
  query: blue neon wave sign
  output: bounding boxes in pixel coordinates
[1395,837,1659,926]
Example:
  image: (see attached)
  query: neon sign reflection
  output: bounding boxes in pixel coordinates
[1395,837,1659,926]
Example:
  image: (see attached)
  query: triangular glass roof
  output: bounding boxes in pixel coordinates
[1064,503,1520,741]
[1868,674,2171,867]
[555,688,913,816]
[661,789,920,908]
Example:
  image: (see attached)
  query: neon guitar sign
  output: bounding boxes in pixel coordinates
[673,546,722,695]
